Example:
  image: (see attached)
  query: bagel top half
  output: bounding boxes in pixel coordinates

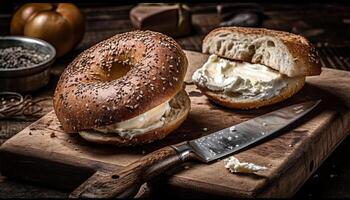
[53,31,188,134]
[192,26,322,109]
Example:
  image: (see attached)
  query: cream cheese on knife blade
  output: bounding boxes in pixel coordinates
[192,54,298,100]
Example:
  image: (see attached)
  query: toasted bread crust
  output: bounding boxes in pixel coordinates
[203,26,321,77]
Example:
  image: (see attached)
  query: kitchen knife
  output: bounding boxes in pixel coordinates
[70,100,321,198]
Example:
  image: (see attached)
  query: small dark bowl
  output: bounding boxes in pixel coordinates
[0,36,56,92]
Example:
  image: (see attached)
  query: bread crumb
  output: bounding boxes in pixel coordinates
[202,127,208,132]
[50,132,56,138]
[28,132,32,135]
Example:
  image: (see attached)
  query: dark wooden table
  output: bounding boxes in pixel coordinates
[1,3,350,198]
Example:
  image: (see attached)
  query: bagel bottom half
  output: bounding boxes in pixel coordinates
[79,89,190,146]
[197,76,305,109]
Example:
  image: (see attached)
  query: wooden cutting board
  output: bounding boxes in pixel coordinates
[1,50,350,198]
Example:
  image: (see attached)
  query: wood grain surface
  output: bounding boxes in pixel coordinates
[70,146,182,198]
[1,51,350,198]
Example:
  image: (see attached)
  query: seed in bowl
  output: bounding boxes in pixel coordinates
[0,46,50,69]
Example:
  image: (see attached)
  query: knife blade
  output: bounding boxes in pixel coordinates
[187,99,321,162]
[70,100,321,198]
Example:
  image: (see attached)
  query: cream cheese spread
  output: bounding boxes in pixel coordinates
[224,156,267,173]
[87,100,171,139]
[192,54,293,100]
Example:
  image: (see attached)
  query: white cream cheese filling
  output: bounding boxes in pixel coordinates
[224,156,267,173]
[192,54,294,100]
[84,100,171,139]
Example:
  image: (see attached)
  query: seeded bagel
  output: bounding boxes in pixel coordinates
[53,31,188,137]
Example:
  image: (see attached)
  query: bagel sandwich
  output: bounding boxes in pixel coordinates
[192,27,321,109]
[53,31,190,146]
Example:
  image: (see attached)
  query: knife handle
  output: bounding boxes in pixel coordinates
[70,145,192,198]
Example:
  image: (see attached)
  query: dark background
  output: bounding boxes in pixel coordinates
[0,2,350,198]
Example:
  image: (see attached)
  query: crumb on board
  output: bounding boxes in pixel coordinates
[202,127,208,131]
[330,174,337,178]
[50,132,56,138]
[224,156,268,174]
